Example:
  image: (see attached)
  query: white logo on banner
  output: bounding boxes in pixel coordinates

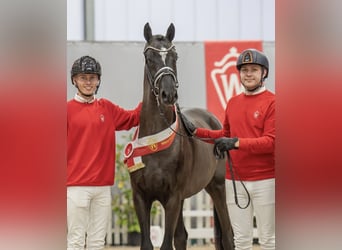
[210,47,244,109]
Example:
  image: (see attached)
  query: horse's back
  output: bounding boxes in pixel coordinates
[181,107,222,130]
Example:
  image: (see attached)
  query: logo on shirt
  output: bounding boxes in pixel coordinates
[100,114,105,122]
[254,111,260,119]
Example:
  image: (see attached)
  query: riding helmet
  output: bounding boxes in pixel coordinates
[71,55,102,79]
[236,49,269,79]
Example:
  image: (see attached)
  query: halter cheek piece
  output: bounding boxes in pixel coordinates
[143,44,179,105]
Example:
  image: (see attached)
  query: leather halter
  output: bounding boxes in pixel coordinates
[143,44,179,106]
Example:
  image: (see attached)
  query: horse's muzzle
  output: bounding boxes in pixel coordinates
[161,88,178,105]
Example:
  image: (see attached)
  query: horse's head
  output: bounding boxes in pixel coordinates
[143,22,179,107]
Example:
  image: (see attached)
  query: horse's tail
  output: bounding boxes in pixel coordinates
[213,206,224,250]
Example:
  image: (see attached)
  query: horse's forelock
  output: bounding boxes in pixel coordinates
[155,35,168,43]
[148,35,172,50]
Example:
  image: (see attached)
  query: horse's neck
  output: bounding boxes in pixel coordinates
[139,80,175,137]
[140,102,175,137]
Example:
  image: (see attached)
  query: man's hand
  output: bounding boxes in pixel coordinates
[214,137,238,156]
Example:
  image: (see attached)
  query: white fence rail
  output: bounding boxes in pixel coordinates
[183,190,214,244]
[107,190,258,246]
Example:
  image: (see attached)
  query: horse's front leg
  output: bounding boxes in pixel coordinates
[205,171,234,250]
[174,200,188,250]
[161,195,182,250]
[133,191,153,250]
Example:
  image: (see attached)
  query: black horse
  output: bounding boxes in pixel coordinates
[126,23,234,250]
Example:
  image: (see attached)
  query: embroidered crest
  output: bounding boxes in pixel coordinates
[100,114,105,122]
[149,143,158,151]
[147,138,158,151]
[254,110,260,119]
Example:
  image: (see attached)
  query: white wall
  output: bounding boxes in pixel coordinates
[67,0,84,40]
[67,0,275,41]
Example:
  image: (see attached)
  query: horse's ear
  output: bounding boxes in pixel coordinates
[166,23,175,42]
[144,22,152,42]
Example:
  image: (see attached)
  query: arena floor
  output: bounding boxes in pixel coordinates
[104,244,261,250]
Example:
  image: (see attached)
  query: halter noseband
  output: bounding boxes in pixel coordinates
[144,44,179,104]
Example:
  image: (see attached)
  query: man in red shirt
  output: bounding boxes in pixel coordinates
[67,55,141,250]
[183,49,275,250]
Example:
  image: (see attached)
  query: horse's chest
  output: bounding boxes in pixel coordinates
[140,157,179,191]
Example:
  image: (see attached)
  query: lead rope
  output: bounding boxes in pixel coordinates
[226,150,251,209]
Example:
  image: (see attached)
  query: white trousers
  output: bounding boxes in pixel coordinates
[226,178,275,250]
[67,186,111,250]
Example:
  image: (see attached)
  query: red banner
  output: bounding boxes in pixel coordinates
[204,41,263,122]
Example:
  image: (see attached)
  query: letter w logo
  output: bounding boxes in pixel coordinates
[210,47,244,109]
